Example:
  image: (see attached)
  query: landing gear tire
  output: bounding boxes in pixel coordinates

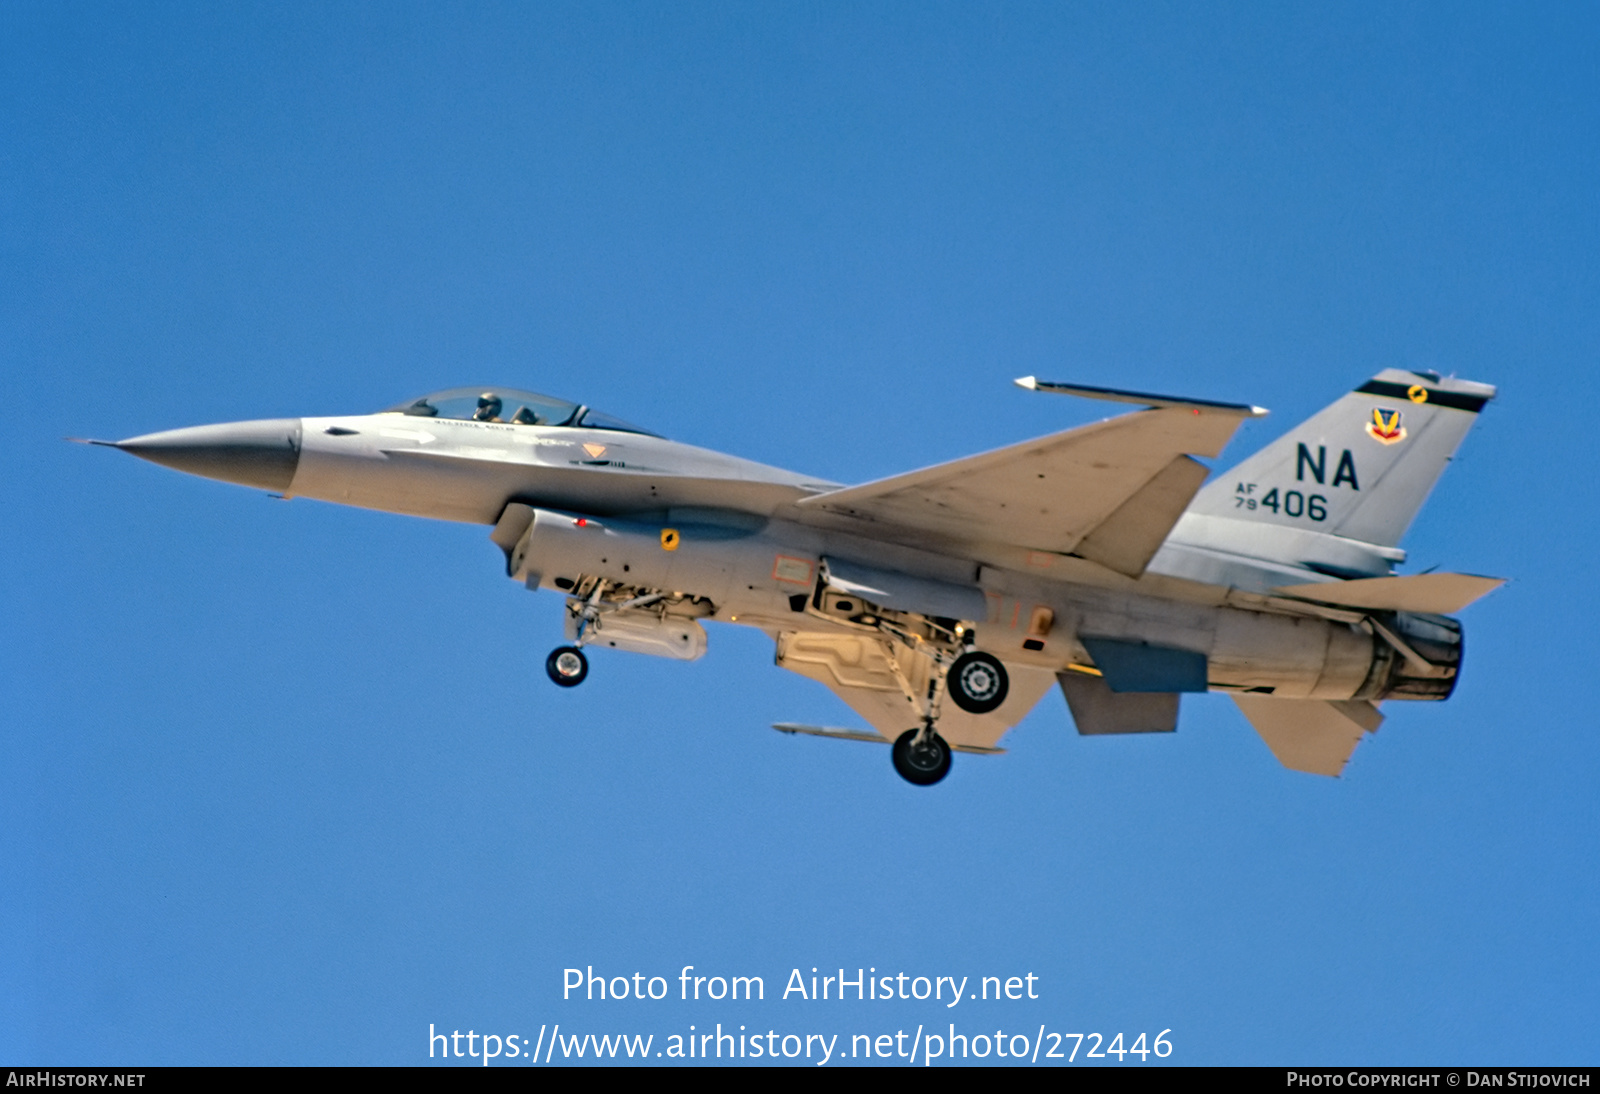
[545,646,589,687]
[892,729,952,786]
[947,650,1008,714]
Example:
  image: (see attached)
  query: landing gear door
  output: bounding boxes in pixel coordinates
[774,631,1056,751]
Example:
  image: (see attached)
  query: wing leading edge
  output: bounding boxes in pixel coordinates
[795,403,1258,577]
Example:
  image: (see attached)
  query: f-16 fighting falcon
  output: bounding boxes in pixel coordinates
[83,372,1501,785]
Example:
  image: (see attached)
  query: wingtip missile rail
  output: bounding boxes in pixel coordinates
[1014,375,1269,417]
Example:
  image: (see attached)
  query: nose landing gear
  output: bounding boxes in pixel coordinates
[546,646,588,687]
[545,578,613,688]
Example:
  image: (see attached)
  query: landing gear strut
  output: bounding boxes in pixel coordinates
[892,725,952,786]
[546,579,613,688]
[878,643,1006,786]
[546,646,588,687]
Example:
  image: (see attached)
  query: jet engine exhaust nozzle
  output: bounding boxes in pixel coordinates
[114,419,303,492]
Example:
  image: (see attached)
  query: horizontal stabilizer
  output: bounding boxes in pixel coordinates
[771,723,1005,755]
[1273,572,1505,615]
[1057,672,1179,734]
[1231,695,1384,777]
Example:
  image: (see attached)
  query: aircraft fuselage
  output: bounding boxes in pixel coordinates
[102,370,1492,782]
[188,411,1424,707]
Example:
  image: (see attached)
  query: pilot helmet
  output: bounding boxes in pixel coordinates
[475,392,503,419]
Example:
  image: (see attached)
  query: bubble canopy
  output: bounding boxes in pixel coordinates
[380,387,657,435]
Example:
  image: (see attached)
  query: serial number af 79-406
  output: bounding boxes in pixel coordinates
[1233,482,1329,521]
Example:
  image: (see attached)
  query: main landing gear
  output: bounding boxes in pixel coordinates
[885,649,1008,787]
[892,725,952,786]
[946,650,1009,714]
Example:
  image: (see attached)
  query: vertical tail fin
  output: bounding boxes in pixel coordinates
[1184,370,1495,563]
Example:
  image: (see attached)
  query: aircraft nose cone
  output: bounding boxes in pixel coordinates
[115,418,303,491]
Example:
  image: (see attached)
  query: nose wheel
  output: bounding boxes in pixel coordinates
[546,646,589,687]
[892,726,952,786]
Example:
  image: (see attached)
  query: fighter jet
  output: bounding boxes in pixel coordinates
[83,372,1501,785]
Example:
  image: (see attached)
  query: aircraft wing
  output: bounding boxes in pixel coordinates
[773,630,1057,750]
[794,406,1256,577]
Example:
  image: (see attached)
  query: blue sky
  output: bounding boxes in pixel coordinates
[4,1,1597,1066]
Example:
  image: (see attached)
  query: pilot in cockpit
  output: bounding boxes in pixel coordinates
[473,393,504,422]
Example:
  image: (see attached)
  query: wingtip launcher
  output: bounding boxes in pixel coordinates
[1014,376,1269,417]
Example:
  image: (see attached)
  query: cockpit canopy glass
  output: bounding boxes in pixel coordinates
[380,387,657,435]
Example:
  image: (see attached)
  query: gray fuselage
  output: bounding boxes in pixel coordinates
[267,410,1417,704]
